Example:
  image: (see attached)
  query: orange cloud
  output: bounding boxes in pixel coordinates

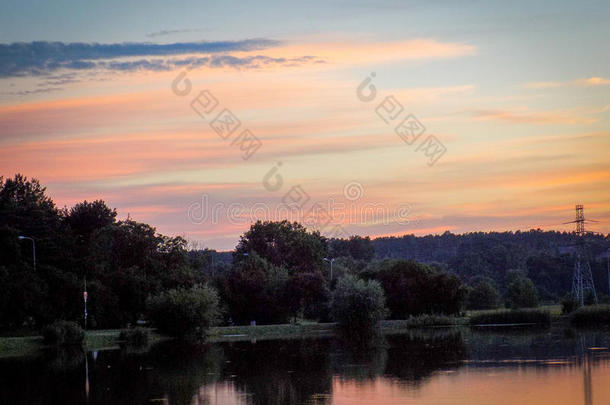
[256,38,476,67]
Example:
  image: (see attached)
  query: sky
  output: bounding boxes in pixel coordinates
[1,0,609,250]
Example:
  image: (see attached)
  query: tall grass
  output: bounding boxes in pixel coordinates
[570,305,610,327]
[469,309,551,326]
[405,314,462,327]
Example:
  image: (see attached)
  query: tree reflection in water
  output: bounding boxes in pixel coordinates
[1,327,610,405]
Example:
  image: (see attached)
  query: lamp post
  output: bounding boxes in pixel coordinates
[84,276,88,330]
[607,248,610,304]
[18,236,36,269]
[323,257,335,281]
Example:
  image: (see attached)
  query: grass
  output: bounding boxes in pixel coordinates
[0,328,166,358]
[0,335,43,358]
[469,308,551,326]
[404,314,465,327]
[375,315,466,330]
[206,322,336,342]
[467,304,561,317]
[118,328,149,346]
[570,305,610,328]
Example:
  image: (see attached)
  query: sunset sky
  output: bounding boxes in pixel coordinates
[1,0,609,250]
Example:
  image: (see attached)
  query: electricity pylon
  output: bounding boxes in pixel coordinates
[565,205,597,307]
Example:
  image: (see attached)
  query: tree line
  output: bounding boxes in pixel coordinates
[2,174,604,335]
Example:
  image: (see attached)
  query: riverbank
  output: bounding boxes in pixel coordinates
[0,320,451,357]
[0,305,569,358]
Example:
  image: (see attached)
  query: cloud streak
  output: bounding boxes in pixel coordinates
[0,39,281,77]
[146,29,204,38]
[524,76,610,89]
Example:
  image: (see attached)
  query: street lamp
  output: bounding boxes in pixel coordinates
[607,248,610,304]
[323,257,335,281]
[18,236,36,269]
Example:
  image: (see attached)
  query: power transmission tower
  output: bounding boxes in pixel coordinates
[566,205,597,307]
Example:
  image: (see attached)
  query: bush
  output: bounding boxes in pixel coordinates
[147,284,221,338]
[118,327,149,346]
[42,320,85,346]
[570,305,610,328]
[330,275,388,335]
[469,309,550,326]
[561,294,577,314]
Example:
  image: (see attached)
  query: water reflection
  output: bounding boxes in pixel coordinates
[0,327,609,405]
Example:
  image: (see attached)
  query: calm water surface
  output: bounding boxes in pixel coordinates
[1,327,609,405]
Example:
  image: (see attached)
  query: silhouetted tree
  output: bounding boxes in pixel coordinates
[363,259,467,317]
[221,253,290,324]
[234,220,326,273]
[285,271,330,320]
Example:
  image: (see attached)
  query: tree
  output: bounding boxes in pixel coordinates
[467,279,501,310]
[505,276,539,309]
[234,220,326,273]
[363,259,467,317]
[328,236,375,262]
[330,275,388,335]
[147,284,221,338]
[221,253,290,324]
[0,175,70,326]
[285,271,330,321]
[66,200,116,242]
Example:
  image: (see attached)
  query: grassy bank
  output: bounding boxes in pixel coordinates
[469,308,551,326]
[0,306,579,357]
[570,305,610,328]
[0,328,166,358]
[0,335,43,358]
[0,318,465,356]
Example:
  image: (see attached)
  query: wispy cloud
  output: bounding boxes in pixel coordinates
[99,54,320,72]
[471,108,598,125]
[146,29,204,38]
[524,76,610,89]
[1,87,62,96]
[0,39,281,77]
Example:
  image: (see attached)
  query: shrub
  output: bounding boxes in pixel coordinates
[118,327,149,346]
[147,284,221,338]
[42,320,85,346]
[469,309,551,326]
[330,275,388,335]
[561,294,577,314]
[570,305,610,327]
